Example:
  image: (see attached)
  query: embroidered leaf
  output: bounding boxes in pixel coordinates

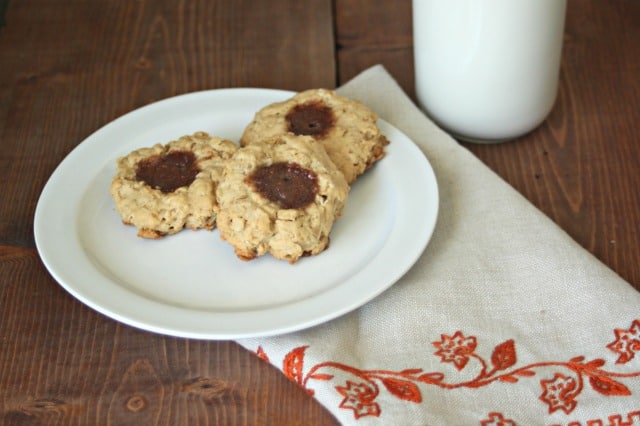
[417,372,444,383]
[380,377,422,403]
[400,368,424,375]
[515,369,536,377]
[255,346,270,363]
[283,346,308,386]
[498,375,518,383]
[309,373,333,381]
[589,375,631,396]
[491,340,517,371]
[585,358,606,369]
[569,356,585,363]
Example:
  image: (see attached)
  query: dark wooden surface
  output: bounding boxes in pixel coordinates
[1,1,638,424]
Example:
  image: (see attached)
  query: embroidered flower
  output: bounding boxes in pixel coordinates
[433,331,477,370]
[480,411,516,426]
[539,373,578,414]
[606,320,640,364]
[336,380,380,419]
[256,321,640,421]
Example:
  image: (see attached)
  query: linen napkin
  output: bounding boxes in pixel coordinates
[237,65,640,425]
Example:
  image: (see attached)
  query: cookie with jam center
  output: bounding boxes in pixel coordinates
[110,131,237,239]
[240,88,389,184]
[216,133,350,264]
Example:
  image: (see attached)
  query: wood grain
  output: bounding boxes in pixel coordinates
[0,0,339,424]
[1,0,638,424]
[0,0,336,245]
[335,0,414,97]
[461,1,640,287]
[0,248,338,424]
[334,0,640,288]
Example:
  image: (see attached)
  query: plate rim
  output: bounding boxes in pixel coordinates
[33,88,439,339]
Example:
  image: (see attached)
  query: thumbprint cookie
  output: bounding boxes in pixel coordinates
[240,89,389,184]
[110,131,237,239]
[216,133,349,263]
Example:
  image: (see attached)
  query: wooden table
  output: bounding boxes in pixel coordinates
[1,1,638,424]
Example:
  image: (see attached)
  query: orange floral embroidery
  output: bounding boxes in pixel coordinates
[255,346,269,363]
[283,345,308,388]
[480,411,516,426]
[540,373,579,414]
[336,380,380,419]
[549,409,640,426]
[605,410,640,425]
[254,319,640,421]
[433,331,478,370]
[607,319,640,364]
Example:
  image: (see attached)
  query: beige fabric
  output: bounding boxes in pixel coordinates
[238,66,640,425]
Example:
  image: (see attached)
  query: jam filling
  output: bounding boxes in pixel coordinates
[246,162,318,209]
[285,101,335,138]
[135,150,199,193]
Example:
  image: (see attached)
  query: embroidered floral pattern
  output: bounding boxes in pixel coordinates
[548,410,640,426]
[433,331,478,370]
[539,373,578,414]
[336,380,381,419]
[607,319,640,364]
[254,319,640,422]
[480,411,516,426]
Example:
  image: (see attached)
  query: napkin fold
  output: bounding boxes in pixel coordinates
[237,65,640,425]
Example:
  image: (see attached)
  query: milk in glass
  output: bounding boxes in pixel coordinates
[413,0,567,142]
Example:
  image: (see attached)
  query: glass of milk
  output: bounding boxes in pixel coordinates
[412,0,567,143]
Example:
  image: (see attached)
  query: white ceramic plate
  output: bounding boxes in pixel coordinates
[34,88,439,339]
